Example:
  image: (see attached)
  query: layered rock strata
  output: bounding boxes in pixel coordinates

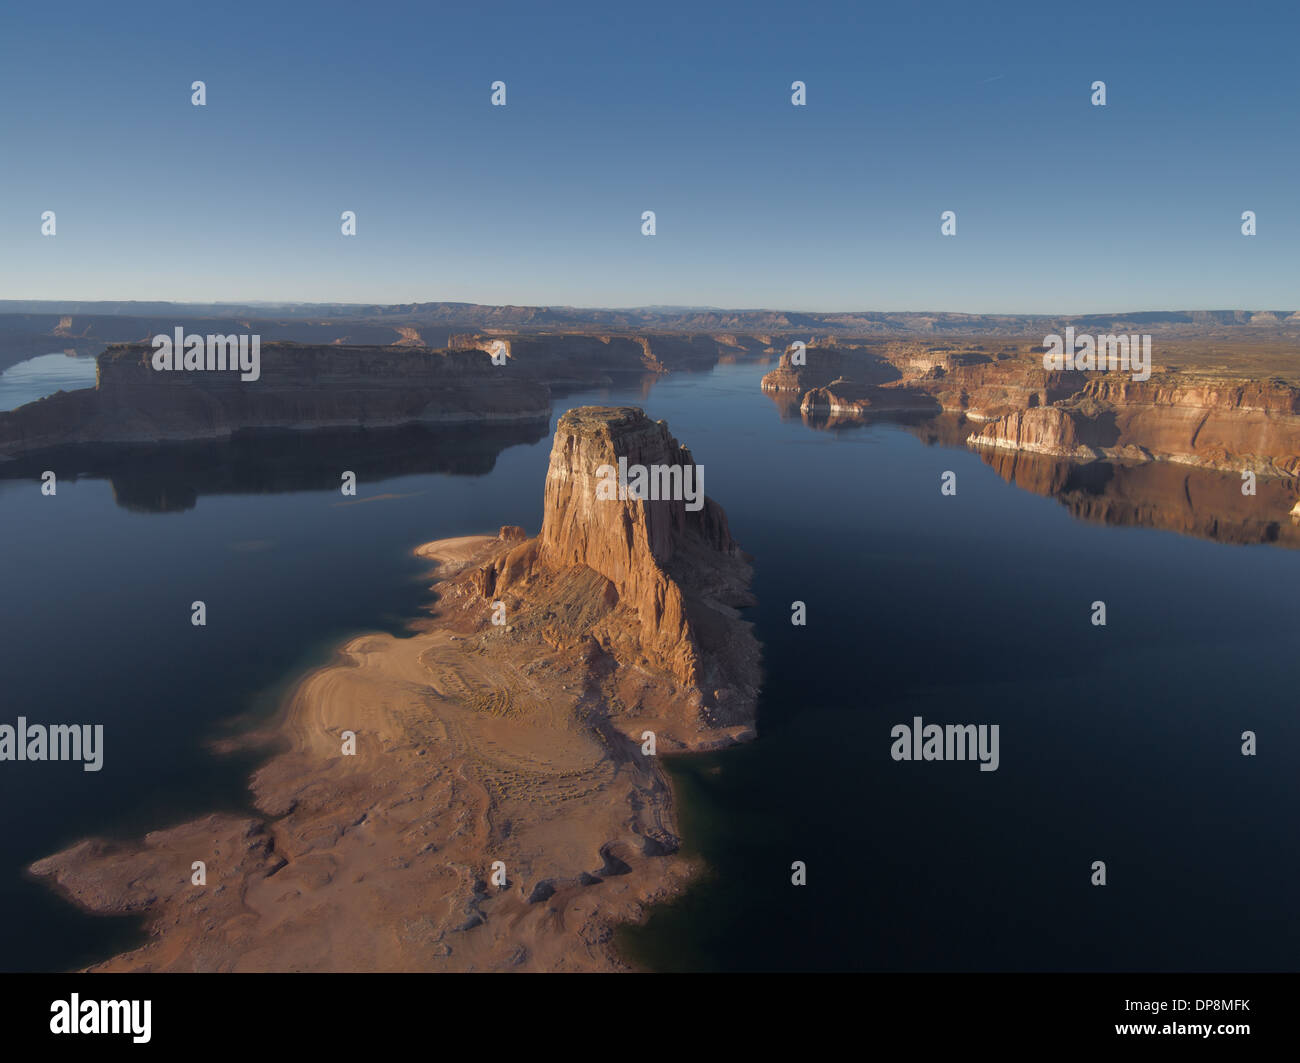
[471,406,758,742]
[448,332,767,384]
[761,341,1300,483]
[0,343,550,458]
[968,376,1300,477]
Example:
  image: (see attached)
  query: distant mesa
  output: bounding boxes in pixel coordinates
[0,331,780,461]
[447,332,760,384]
[0,342,550,460]
[762,339,1300,517]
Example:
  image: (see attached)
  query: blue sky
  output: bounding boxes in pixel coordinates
[1,0,1296,312]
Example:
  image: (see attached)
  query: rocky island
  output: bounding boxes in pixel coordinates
[30,406,759,971]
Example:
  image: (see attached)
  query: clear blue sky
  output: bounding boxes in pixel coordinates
[1,0,1296,313]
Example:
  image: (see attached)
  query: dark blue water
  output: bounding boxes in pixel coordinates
[0,353,98,411]
[2,362,1298,971]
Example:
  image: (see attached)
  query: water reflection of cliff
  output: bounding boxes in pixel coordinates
[551,371,667,404]
[0,421,549,514]
[769,388,1300,548]
[979,448,1300,548]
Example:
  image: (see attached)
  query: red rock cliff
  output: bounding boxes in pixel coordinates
[971,375,1300,476]
[471,406,758,747]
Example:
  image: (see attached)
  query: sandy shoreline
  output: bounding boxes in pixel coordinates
[30,534,702,972]
[31,406,761,972]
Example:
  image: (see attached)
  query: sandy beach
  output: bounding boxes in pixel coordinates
[30,533,707,971]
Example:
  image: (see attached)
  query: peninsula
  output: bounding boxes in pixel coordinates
[30,406,760,971]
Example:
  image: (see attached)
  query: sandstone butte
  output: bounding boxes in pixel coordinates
[760,341,1300,487]
[29,406,760,972]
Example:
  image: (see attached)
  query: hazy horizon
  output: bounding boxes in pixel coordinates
[2,297,1297,319]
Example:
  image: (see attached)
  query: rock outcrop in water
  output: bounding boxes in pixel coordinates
[799,379,941,423]
[469,406,758,745]
[760,343,903,393]
[30,406,760,971]
[761,341,1073,422]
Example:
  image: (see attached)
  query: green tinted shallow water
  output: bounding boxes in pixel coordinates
[3,363,1297,971]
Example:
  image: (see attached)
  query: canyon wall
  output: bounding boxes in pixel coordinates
[449,331,769,384]
[970,375,1300,477]
[0,342,550,458]
[0,330,779,459]
[760,340,1300,482]
[761,342,1075,420]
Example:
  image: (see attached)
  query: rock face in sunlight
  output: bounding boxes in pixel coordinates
[473,406,759,747]
[758,338,1300,480]
[970,377,1300,477]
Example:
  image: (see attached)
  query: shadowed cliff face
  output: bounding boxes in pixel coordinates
[472,406,759,746]
[0,343,550,459]
[448,332,770,384]
[0,332,776,461]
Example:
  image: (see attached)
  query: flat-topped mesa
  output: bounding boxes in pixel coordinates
[969,374,1300,477]
[760,342,902,393]
[472,406,758,746]
[800,379,942,422]
[0,342,550,457]
[447,332,754,383]
[760,336,1300,479]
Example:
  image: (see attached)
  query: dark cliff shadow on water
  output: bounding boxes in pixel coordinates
[0,420,550,513]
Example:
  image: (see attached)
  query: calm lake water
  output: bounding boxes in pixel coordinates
[2,361,1298,971]
[0,353,99,411]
